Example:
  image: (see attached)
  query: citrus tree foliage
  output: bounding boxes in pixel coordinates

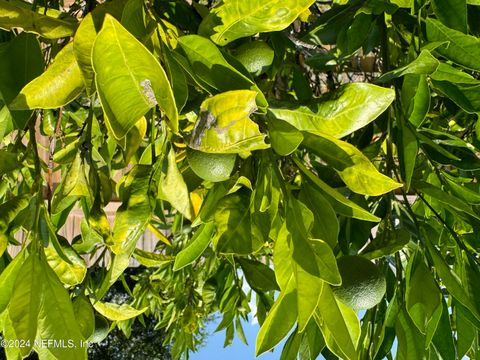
[1,0,480,359]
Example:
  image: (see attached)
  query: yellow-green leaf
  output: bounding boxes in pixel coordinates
[269,83,395,139]
[92,301,147,321]
[303,132,402,196]
[0,0,77,39]
[203,0,316,46]
[92,14,178,138]
[10,42,84,110]
[188,90,269,154]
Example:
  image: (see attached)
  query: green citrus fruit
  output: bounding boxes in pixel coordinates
[233,41,274,75]
[187,149,236,182]
[89,314,110,343]
[332,256,386,310]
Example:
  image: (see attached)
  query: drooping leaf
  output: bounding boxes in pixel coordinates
[51,153,90,215]
[10,42,84,109]
[72,295,95,340]
[303,132,402,196]
[173,222,215,270]
[294,159,381,222]
[401,74,431,127]
[109,165,153,255]
[398,121,418,189]
[395,307,426,360]
[92,14,178,138]
[299,184,339,248]
[0,249,26,315]
[202,0,315,46]
[73,0,129,95]
[188,90,269,154]
[8,252,42,357]
[255,278,297,356]
[44,242,87,286]
[92,301,147,321]
[286,198,341,285]
[426,18,480,71]
[269,83,395,139]
[405,251,442,334]
[213,190,263,255]
[425,229,480,322]
[238,258,279,292]
[157,146,192,219]
[0,0,77,39]
[0,33,43,128]
[315,284,359,360]
[36,257,86,360]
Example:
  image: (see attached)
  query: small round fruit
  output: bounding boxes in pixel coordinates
[89,314,110,343]
[187,148,236,182]
[233,41,274,75]
[332,255,386,310]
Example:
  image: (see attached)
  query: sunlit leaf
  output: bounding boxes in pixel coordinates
[93,14,177,138]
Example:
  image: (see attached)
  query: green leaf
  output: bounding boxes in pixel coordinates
[286,199,341,285]
[157,146,192,219]
[73,1,129,95]
[188,90,269,154]
[315,284,359,360]
[268,118,304,156]
[424,229,480,322]
[401,74,431,127]
[398,121,418,189]
[10,42,84,110]
[294,158,381,222]
[431,299,456,360]
[173,222,215,270]
[132,249,174,267]
[51,153,90,215]
[405,251,442,334]
[92,301,147,321]
[299,184,339,248]
[255,278,297,356]
[204,0,315,46]
[73,295,95,340]
[303,132,402,196]
[430,63,480,113]
[163,46,188,113]
[0,0,77,39]
[238,258,279,291]
[109,165,153,255]
[431,0,467,33]
[268,83,395,139]
[44,242,87,286]
[0,194,31,232]
[74,219,104,254]
[8,252,42,357]
[0,33,43,129]
[377,50,439,83]
[0,249,26,315]
[93,14,178,138]
[395,307,426,360]
[177,35,268,108]
[37,257,86,360]
[426,17,480,71]
[416,181,480,220]
[213,190,263,254]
